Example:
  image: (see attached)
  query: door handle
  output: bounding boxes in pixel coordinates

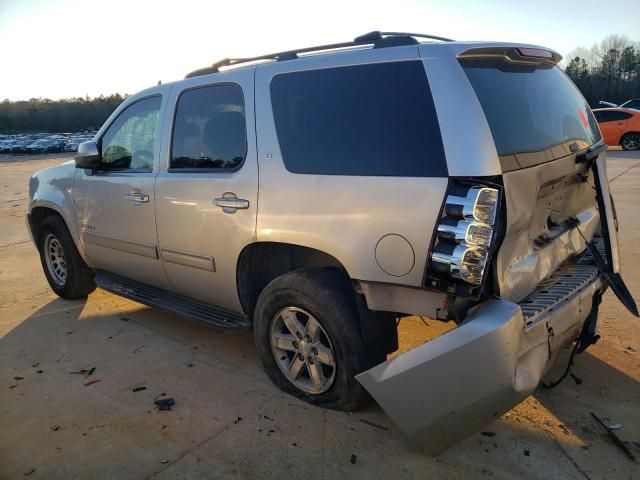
[127,192,149,203]
[214,196,249,211]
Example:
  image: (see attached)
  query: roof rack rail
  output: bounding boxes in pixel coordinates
[185,31,454,78]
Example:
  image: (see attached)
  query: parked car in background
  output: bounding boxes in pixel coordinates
[593,108,640,150]
[0,132,97,155]
[598,98,640,110]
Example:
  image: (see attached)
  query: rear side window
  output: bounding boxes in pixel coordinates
[270,61,447,177]
[461,59,602,169]
[171,84,247,170]
[594,110,632,122]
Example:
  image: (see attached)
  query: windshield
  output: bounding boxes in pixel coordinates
[461,59,601,171]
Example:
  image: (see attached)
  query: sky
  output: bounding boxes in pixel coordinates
[0,0,638,101]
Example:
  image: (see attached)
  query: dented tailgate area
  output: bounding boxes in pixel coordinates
[357,155,618,454]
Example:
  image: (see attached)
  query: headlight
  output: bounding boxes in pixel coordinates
[425,180,502,298]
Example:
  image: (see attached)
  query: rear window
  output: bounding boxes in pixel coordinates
[461,59,601,169]
[270,61,447,177]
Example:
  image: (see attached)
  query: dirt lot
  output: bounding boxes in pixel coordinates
[1,152,639,479]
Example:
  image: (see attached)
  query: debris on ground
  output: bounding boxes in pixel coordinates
[154,397,175,411]
[84,379,101,387]
[523,449,531,457]
[591,412,636,461]
[36,370,43,374]
[31,362,39,368]
[185,362,194,368]
[133,345,145,354]
[359,418,390,431]
[160,458,169,464]
[23,468,35,476]
[13,376,23,381]
[608,423,623,430]
[70,367,95,376]
[350,454,357,464]
[481,431,496,437]
[233,416,242,424]
[120,317,130,322]
[51,425,59,432]
[624,346,636,353]
[132,386,147,393]
[569,372,583,385]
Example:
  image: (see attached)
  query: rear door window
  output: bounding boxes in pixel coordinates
[270,61,447,177]
[461,59,602,170]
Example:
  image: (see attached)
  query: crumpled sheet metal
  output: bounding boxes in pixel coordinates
[496,155,598,302]
[357,275,602,455]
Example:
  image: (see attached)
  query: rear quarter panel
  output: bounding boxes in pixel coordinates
[254,47,448,286]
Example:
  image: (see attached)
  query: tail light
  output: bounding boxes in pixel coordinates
[425,180,502,299]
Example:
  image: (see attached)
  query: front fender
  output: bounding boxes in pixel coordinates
[28,161,90,264]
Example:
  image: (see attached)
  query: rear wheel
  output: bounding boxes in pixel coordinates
[621,132,640,151]
[38,215,96,299]
[254,268,374,411]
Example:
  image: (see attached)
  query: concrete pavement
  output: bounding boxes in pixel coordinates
[1,152,638,479]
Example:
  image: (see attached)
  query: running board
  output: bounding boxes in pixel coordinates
[94,271,250,330]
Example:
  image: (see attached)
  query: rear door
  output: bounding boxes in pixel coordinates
[154,68,258,312]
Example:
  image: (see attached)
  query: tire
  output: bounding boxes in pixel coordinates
[620,132,640,151]
[37,214,96,299]
[253,268,373,411]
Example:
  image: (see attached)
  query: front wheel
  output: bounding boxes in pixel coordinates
[621,132,640,151]
[253,268,374,411]
[38,215,96,299]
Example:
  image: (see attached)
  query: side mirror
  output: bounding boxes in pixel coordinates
[75,141,101,169]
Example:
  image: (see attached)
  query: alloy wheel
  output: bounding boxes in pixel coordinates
[270,306,336,394]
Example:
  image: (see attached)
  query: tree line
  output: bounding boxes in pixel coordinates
[0,94,126,133]
[1,34,639,134]
[565,34,639,106]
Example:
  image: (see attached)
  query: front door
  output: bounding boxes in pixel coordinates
[154,69,258,312]
[74,94,171,289]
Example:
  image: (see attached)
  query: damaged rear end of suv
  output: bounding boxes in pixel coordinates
[356,41,638,454]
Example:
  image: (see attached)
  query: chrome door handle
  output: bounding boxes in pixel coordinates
[127,193,149,203]
[214,197,249,210]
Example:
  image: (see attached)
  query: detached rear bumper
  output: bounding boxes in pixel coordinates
[356,257,604,455]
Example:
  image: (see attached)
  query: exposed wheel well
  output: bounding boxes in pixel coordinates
[237,242,398,358]
[236,242,348,320]
[29,206,65,244]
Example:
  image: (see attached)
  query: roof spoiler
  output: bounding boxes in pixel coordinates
[458,46,562,65]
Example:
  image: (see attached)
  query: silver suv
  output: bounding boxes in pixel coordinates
[27,32,637,453]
